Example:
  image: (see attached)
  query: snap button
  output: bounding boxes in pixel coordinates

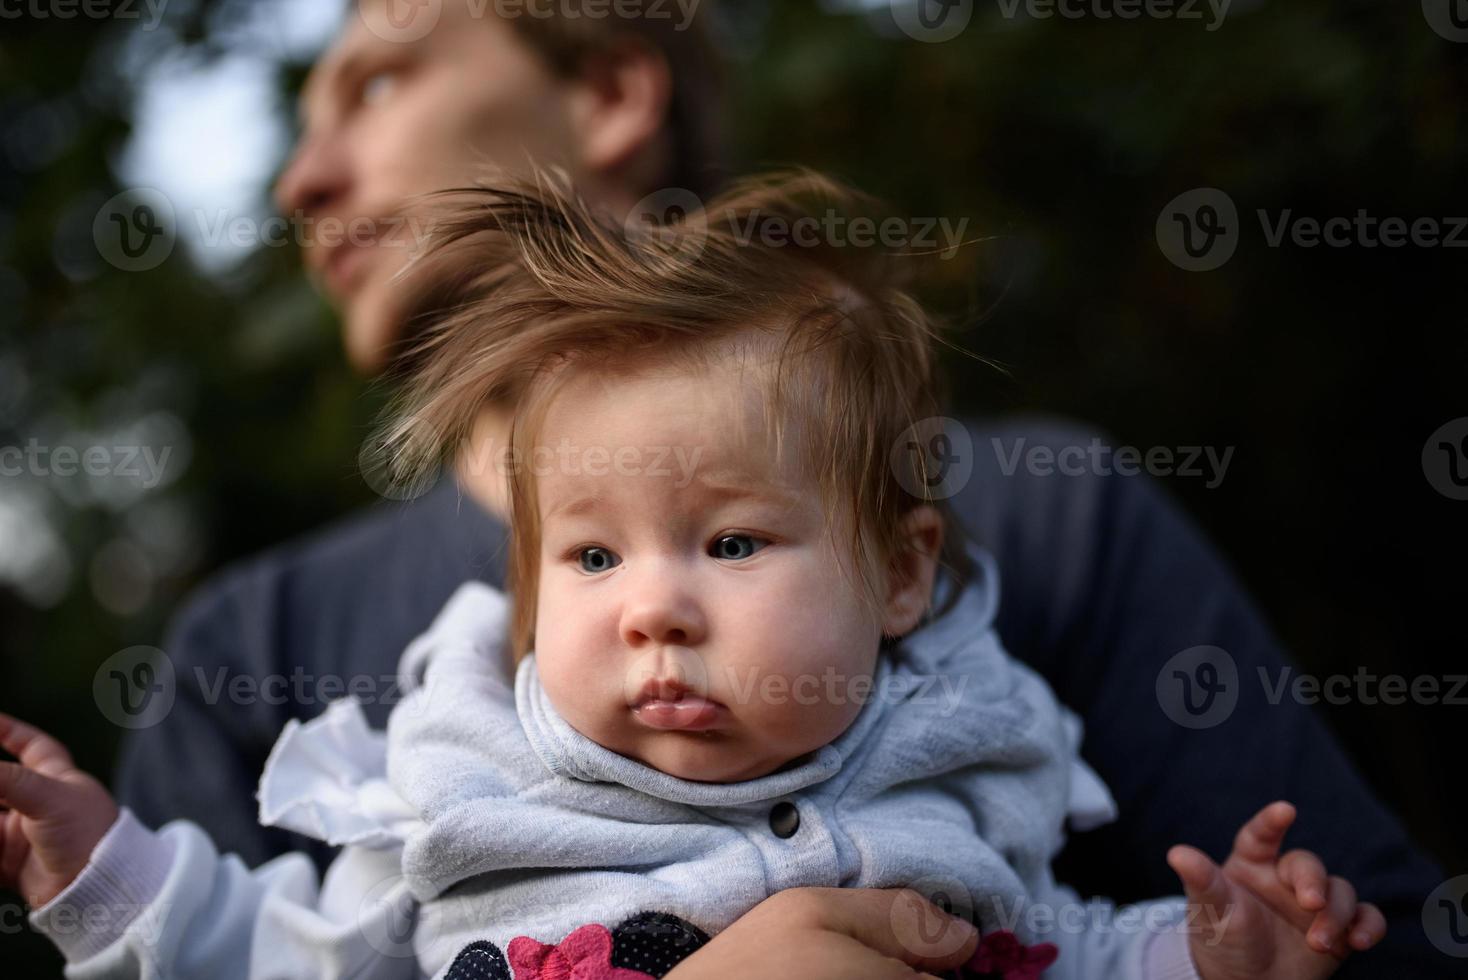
[769,801,800,839]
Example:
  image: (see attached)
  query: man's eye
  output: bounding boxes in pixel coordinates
[360,70,399,107]
[577,546,621,574]
[709,535,767,561]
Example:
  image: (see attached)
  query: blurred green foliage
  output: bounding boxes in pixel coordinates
[2,0,1465,971]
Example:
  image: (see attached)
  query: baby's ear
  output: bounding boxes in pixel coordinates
[881,506,944,637]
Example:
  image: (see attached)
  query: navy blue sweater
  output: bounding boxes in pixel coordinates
[113,418,1450,977]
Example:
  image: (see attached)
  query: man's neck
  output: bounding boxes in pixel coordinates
[455,404,514,521]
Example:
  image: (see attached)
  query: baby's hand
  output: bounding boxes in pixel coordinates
[0,712,120,908]
[1168,801,1385,980]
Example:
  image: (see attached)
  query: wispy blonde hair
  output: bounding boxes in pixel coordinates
[376,169,975,659]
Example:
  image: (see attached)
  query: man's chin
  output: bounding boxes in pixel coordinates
[342,291,406,376]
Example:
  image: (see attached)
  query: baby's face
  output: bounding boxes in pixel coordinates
[532,363,885,782]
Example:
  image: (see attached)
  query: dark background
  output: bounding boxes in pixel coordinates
[2,0,1464,972]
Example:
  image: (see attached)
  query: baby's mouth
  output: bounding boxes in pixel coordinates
[629,678,725,732]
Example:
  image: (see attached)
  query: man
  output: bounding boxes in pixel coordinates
[113,2,1450,975]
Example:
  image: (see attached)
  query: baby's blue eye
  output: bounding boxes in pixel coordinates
[578,547,621,574]
[710,535,766,561]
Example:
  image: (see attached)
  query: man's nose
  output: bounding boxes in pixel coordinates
[619,574,707,648]
[273,131,352,220]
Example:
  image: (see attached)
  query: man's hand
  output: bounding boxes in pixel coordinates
[0,712,120,908]
[1169,801,1387,980]
[666,887,981,980]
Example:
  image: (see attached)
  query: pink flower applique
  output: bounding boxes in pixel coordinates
[507,924,653,980]
[967,929,1059,980]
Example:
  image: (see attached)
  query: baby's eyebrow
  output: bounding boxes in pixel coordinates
[543,493,607,521]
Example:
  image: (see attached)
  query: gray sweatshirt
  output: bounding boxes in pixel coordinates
[30,549,1205,980]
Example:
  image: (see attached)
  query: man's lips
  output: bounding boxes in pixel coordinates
[321,243,371,298]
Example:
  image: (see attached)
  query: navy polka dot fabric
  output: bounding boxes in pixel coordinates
[444,940,511,980]
[610,912,710,978]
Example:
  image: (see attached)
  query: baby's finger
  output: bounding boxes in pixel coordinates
[1306,875,1357,956]
[1168,845,1234,916]
[1230,801,1297,865]
[0,712,76,778]
[1346,902,1386,951]
[1277,849,1329,911]
[0,808,28,891]
[0,759,67,818]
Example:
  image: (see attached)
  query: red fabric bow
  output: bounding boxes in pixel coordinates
[507,924,652,980]
[968,930,1059,980]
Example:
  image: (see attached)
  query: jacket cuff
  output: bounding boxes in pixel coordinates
[28,807,177,964]
[1144,927,1203,980]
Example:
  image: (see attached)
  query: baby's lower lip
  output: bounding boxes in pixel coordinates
[632,697,724,731]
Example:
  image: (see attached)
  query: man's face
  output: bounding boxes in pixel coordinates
[275,3,581,373]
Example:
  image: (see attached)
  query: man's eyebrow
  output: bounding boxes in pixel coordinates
[295,43,384,123]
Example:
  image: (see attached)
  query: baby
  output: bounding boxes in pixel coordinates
[1,172,1383,980]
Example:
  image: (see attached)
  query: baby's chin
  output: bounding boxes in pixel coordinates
[622,733,800,785]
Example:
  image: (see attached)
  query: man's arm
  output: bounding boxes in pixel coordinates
[957,417,1450,977]
[112,573,336,872]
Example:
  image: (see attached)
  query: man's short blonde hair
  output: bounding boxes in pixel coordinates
[379,170,974,658]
